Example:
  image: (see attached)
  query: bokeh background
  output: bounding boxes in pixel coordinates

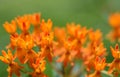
[0,0,120,77]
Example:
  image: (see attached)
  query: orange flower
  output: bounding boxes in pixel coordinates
[31,57,47,77]
[17,35,34,50]
[25,49,38,67]
[94,56,106,71]
[110,44,120,59]
[75,27,88,46]
[16,36,36,64]
[107,13,120,42]
[57,50,75,67]
[6,33,19,49]
[82,42,106,72]
[3,20,17,34]
[40,32,54,47]
[0,50,15,64]
[36,31,54,62]
[109,13,120,28]
[108,44,120,74]
[89,29,102,43]
[67,23,88,45]
[41,46,53,62]
[87,57,106,77]
[16,15,30,32]
[30,13,41,26]
[54,27,66,43]
[0,50,23,77]
[67,23,81,37]
[40,19,52,32]
[57,39,77,66]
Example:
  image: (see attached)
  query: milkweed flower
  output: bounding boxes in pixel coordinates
[82,29,106,72]
[87,57,106,77]
[16,15,30,33]
[57,39,77,66]
[54,24,88,66]
[67,23,88,45]
[30,13,41,26]
[16,35,38,65]
[109,13,120,28]
[3,20,17,34]
[0,50,23,77]
[108,44,120,76]
[30,57,47,77]
[54,27,66,44]
[66,23,88,59]
[2,13,118,77]
[108,13,120,41]
[88,29,102,44]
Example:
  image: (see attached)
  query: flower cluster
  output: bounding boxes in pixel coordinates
[0,13,120,77]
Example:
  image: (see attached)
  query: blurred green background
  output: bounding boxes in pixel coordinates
[0,0,120,77]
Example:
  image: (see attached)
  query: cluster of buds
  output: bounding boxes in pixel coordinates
[0,13,120,77]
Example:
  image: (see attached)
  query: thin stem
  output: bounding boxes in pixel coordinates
[101,70,113,77]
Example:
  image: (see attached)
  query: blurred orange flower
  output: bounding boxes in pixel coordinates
[3,20,17,34]
[0,50,23,77]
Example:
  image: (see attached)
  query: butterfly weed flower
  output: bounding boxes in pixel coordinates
[56,39,77,67]
[3,20,17,35]
[108,44,120,77]
[67,23,88,46]
[3,20,19,49]
[109,13,120,28]
[30,55,47,77]
[16,35,38,65]
[16,15,30,33]
[81,29,106,72]
[107,13,120,42]
[1,13,119,77]
[87,56,106,77]
[54,27,66,44]
[30,13,41,26]
[0,50,23,77]
[67,23,88,59]
[88,29,102,45]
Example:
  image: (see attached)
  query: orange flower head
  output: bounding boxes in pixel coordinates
[0,50,23,77]
[95,43,107,57]
[16,35,34,50]
[16,37,27,49]
[77,27,88,44]
[40,32,54,47]
[16,15,30,32]
[0,50,15,64]
[3,20,17,34]
[109,13,120,28]
[67,23,88,45]
[108,44,120,74]
[89,29,102,43]
[110,44,120,59]
[32,58,46,72]
[94,56,106,71]
[30,13,41,26]
[31,58,46,77]
[54,27,66,43]
[40,19,52,32]
[57,39,77,66]
[6,33,19,49]
[67,23,81,37]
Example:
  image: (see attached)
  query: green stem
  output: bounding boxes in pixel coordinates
[101,70,113,77]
